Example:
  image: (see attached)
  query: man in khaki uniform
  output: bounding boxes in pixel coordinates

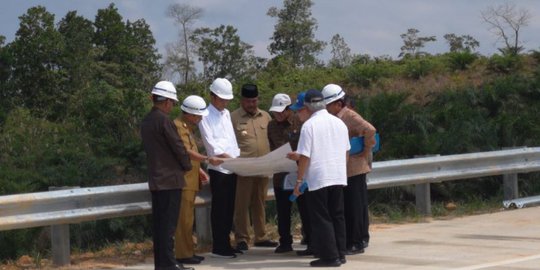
[231,84,277,251]
[173,95,222,265]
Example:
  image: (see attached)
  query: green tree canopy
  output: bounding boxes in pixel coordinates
[267,0,325,67]
[399,28,436,58]
[191,25,259,81]
[9,6,64,119]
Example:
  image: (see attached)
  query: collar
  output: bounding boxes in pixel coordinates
[337,107,349,118]
[240,106,262,118]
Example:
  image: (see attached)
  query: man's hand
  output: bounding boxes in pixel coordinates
[287,151,300,161]
[217,153,232,159]
[199,168,209,185]
[207,157,223,166]
[293,182,303,196]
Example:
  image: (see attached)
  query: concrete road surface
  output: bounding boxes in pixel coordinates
[116,206,540,270]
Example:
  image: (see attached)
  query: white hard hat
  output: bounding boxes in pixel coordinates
[321,83,345,105]
[151,81,178,102]
[269,93,292,112]
[209,78,233,100]
[181,95,209,116]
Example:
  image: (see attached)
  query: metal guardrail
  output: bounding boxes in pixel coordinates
[503,195,540,208]
[2,147,540,231]
[1,147,540,265]
[368,147,540,189]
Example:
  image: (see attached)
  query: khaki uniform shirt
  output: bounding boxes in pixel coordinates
[337,107,377,177]
[231,107,271,158]
[174,117,201,192]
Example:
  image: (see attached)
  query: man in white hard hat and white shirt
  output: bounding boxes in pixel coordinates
[173,95,223,265]
[198,78,241,258]
[322,84,376,255]
[291,89,350,267]
[140,81,193,270]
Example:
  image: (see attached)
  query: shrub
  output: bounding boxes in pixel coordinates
[487,54,523,74]
[445,51,478,71]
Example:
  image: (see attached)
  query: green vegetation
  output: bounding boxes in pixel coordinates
[1,1,540,262]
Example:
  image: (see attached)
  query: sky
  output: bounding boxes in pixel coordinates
[1,0,540,63]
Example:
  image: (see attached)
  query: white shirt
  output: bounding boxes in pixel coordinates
[297,109,350,191]
[199,104,240,174]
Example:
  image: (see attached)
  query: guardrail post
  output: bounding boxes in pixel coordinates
[49,186,74,267]
[415,183,431,216]
[195,206,212,246]
[194,184,212,247]
[503,173,518,201]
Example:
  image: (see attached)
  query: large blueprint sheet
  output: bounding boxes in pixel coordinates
[221,143,297,176]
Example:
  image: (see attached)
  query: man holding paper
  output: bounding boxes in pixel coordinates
[322,84,377,255]
[291,89,350,267]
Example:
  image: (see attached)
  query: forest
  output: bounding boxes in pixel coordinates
[1,1,539,261]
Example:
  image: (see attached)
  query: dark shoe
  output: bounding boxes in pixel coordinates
[346,245,365,255]
[174,264,194,270]
[176,257,201,265]
[229,247,244,254]
[309,258,341,267]
[210,251,236,258]
[236,241,249,251]
[340,256,346,264]
[254,239,278,247]
[193,254,205,261]
[363,240,369,249]
[274,245,293,253]
[296,248,314,256]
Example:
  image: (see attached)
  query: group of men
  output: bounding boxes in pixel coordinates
[140,78,376,269]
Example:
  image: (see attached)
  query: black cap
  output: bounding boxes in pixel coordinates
[241,84,259,98]
[304,89,323,103]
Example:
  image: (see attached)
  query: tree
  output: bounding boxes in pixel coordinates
[399,28,436,58]
[9,6,64,119]
[124,19,161,90]
[191,25,257,81]
[93,4,160,90]
[267,0,325,67]
[443,34,480,53]
[481,2,531,55]
[165,3,202,84]
[329,34,353,68]
[58,11,95,91]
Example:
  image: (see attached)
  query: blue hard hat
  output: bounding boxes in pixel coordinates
[290,92,306,111]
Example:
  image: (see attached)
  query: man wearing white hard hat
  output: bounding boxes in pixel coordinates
[173,95,223,265]
[198,78,241,258]
[322,83,376,255]
[140,81,193,270]
[267,93,311,254]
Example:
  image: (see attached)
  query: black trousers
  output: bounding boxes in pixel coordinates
[307,185,346,260]
[151,189,181,270]
[209,169,237,253]
[273,182,311,247]
[344,174,370,247]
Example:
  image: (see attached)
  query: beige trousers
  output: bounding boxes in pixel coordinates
[174,190,196,259]
[233,176,270,243]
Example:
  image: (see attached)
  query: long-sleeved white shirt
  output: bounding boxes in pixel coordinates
[198,103,240,174]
